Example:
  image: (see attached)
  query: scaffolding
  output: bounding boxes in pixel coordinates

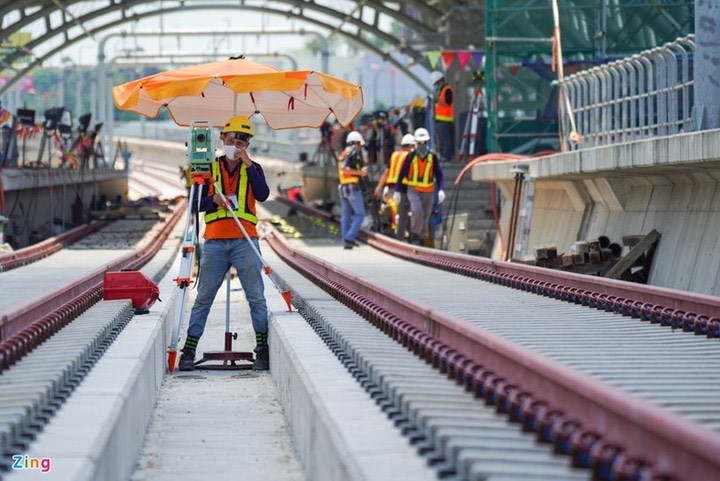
[484,0,694,153]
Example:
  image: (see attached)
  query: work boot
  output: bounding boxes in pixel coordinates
[348,239,359,247]
[343,240,354,250]
[252,346,270,371]
[409,233,421,245]
[178,347,196,371]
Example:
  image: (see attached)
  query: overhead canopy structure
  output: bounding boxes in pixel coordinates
[0,0,487,96]
[0,1,696,152]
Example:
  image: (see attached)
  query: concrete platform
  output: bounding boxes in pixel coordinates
[129,270,303,481]
[470,128,720,295]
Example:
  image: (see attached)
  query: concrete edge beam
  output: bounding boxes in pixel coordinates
[471,128,720,183]
[267,288,436,481]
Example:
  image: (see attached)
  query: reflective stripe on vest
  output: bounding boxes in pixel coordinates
[387,150,409,185]
[408,153,435,189]
[338,148,360,184]
[204,161,258,224]
[435,84,454,122]
[386,197,398,229]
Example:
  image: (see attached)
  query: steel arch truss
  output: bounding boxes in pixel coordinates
[0,0,450,94]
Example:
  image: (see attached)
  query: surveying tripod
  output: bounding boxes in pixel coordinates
[458,88,485,163]
[166,121,291,372]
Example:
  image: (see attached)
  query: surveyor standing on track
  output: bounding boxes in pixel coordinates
[179,115,271,371]
[338,131,368,250]
[394,127,445,245]
[374,133,416,239]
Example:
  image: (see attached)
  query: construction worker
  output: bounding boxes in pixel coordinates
[338,130,368,250]
[375,133,416,239]
[394,127,445,245]
[179,115,271,371]
[431,71,455,162]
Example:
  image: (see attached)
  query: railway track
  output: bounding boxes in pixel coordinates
[0,199,185,365]
[0,198,185,473]
[3,191,717,481]
[0,159,187,472]
[129,158,186,200]
[261,197,720,481]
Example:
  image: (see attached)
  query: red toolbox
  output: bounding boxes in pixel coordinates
[103,271,160,313]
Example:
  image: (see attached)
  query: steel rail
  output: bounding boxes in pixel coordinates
[0,220,108,272]
[0,199,187,370]
[265,225,720,481]
[274,195,720,336]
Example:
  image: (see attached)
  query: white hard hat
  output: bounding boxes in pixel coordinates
[401,133,416,146]
[430,71,444,85]
[413,128,430,142]
[346,131,364,145]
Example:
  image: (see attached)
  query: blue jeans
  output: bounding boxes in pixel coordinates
[187,238,268,340]
[339,184,365,242]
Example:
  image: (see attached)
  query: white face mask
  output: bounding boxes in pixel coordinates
[224,145,239,160]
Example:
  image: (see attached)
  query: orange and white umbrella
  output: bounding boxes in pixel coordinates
[112,57,364,129]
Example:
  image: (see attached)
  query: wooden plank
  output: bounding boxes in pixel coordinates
[604,229,661,280]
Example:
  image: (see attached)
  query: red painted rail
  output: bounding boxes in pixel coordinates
[0,220,108,272]
[0,199,186,369]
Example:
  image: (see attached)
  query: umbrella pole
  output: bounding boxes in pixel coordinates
[212,185,293,311]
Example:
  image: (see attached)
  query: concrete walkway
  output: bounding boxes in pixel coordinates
[129,277,304,481]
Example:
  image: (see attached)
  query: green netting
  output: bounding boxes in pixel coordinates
[484,0,694,153]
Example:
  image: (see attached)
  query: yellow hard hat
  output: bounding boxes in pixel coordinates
[221,115,254,139]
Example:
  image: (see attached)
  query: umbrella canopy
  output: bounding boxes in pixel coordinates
[112,57,364,129]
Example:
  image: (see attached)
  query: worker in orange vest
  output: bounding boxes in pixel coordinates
[394,128,445,245]
[374,133,416,239]
[179,115,270,371]
[431,71,455,162]
[338,131,368,250]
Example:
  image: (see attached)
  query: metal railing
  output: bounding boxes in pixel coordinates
[559,35,694,150]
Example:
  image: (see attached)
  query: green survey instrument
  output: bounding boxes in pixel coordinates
[187,120,215,175]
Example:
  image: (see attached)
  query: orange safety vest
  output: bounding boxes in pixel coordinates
[435,84,454,122]
[203,159,259,239]
[387,150,409,185]
[204,161,258,225]
[407,152,436,193]
[338,148,360,184]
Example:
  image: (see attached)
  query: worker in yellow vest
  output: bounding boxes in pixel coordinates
[431,71,455,162]
[393,127,445,245]
[374,133,416,239]
[338,131,368,250]
[179,115,270,371]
